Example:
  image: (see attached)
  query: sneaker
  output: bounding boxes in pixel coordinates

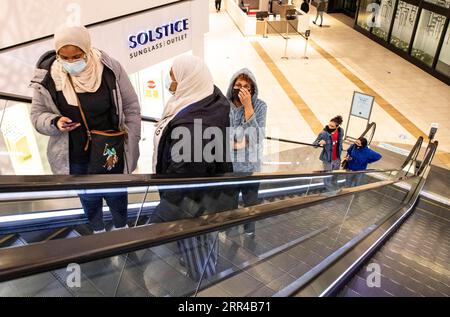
[313,21,316,25]
[244,231,255,237]
[111,224,129,231]
[93,229,106,234]
[319,24,322,27]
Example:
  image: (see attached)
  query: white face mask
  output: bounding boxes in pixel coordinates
[165,73,175,95]
[61,59,87,75]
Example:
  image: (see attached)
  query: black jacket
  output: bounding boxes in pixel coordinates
[151,86,235,223]
[155,86,232,175]
[301,2,310,13]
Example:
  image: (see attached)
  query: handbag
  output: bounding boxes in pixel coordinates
[68,76,127,174]
[341,146,353,170]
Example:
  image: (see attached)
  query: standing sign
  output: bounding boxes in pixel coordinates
[350,91,375,120]
[345,91,375,141]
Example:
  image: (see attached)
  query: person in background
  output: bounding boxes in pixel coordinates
[215,0,222,12]
[313,0,326,27]
[30,25,141,234]
[300,0,310,14]
[343,137,382,187]
[313,115,344,192]
[226,68,267,236]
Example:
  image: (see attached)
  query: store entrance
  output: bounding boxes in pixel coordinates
[327,0,358,19]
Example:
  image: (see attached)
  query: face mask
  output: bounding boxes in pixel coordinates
[62,59,87,75]
[326,126,337,133]
[165,73,175,95]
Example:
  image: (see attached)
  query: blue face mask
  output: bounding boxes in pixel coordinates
[165,73,175,95]
[62,59,87,75]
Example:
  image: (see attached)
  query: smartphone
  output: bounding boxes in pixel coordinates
[62,122,79,128]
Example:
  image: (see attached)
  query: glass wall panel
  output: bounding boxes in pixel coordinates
[372,0,398,41]
[411,10,446,66]
[357,0,375,31]
[390,1,419,52]
[424,0,450,8]
[436,24,450,77]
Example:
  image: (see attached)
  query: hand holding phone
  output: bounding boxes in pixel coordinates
[57,117,80,132]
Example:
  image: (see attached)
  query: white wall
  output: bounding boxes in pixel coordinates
[0,0,209,96]
[0,0,182,49]
[225,0,257,35]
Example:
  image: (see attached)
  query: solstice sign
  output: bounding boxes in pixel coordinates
[128,18,190,60]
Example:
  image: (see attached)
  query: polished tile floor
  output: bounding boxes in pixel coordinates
[205,1,450,168]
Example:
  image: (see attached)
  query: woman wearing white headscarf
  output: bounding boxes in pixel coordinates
[30,25,141,233]
[149,55,234,282]
[152,55,231,176]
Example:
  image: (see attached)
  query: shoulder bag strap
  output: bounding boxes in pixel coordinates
[67,75,91,151]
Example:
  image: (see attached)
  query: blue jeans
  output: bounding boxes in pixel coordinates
[322,159,341,191]
[346,173,364,187]
[70,163,128,231]
[227,184,260,234]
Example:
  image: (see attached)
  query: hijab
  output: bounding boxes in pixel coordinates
[50,25,104,107]
[152,55,214,172]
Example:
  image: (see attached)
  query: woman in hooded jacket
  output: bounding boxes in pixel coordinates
[226,68,267,236]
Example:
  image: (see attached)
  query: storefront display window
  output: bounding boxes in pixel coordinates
[0,101,48,175]
[389,1,419,52]
[436,24,450,77]
[372,0,397,41]
[424,0,450,8]
[411,9,446,66]
[357,0,376,31]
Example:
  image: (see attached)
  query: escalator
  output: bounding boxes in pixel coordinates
[0,92,447,297]
[0,136,444,297]
[338,196,450,297]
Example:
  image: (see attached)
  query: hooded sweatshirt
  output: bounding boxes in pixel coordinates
[226,68,267,172]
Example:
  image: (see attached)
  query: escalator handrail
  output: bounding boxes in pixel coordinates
[264,136,322,148]
[0,168,399,193]
[141,117,323,149]
[358,122,376,145]
[276,140,438,296]
[0,174,408,283]
[401,136,423,169]
[417,141,437,176]
[0,92,32,103]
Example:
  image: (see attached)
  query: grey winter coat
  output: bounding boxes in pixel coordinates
[30,50,141,175]
[227,68,267,173]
